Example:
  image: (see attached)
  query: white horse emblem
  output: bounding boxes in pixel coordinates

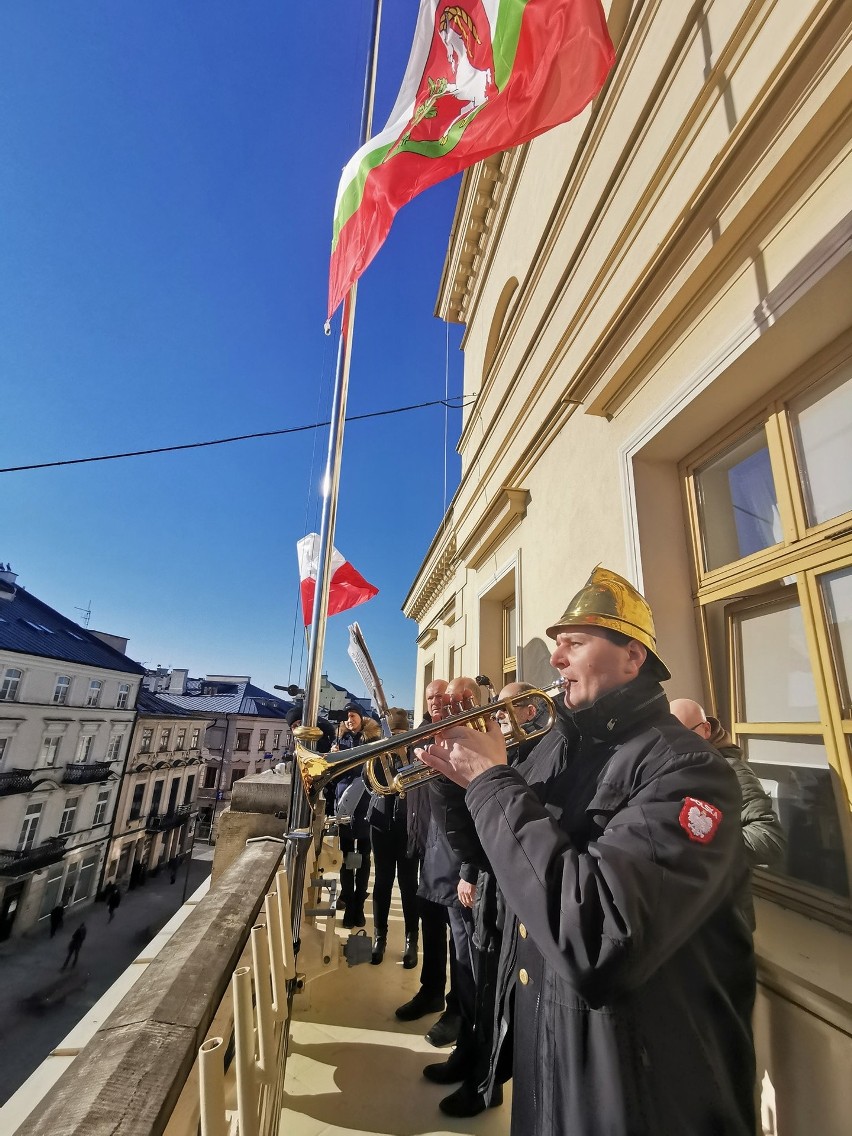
[438,5,493,132]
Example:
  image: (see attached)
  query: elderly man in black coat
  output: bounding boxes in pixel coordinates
[418,567,756,1136]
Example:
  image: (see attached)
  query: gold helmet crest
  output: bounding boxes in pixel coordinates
[546,567,670,680]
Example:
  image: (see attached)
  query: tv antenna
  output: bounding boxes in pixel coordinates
[74,601,92,628]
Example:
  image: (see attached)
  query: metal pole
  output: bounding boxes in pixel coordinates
[181,812,199,903]
[285,0,383,939]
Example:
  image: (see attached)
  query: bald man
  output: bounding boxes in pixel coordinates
[670,698,785,926]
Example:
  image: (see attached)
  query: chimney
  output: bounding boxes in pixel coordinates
[168,669,188,695]
[0,563,18,600]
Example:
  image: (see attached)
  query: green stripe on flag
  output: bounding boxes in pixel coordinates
[331,141,395,251]
[493,0,529,89]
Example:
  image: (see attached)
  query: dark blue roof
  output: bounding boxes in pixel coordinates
[0,584,145,676]
[136,689,209,718]
[157,681,294,720]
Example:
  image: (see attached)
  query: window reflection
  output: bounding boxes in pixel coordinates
[736,597,818,722]
[746,736,849,898]
[696,429,782,571]
[790,364,852,527]
[820,566,852,714]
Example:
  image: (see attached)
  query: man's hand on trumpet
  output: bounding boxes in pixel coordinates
[415,717,508,788]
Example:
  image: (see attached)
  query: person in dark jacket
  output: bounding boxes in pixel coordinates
[61,922,87,969]
[395,679,462,1050]
[418,567,757,1136]
[368,707,420,966]
[670,697,786,928]
[333,705,382,929]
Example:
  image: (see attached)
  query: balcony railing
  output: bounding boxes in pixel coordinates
[145,804,192,833]
[0,837,67,876]
[62,761,113,785]
[0,768,34,796]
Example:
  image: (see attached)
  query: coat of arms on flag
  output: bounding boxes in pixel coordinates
[329,0,615,317]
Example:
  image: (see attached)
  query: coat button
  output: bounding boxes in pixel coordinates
[518,968,529,985]
[518,923,527,939]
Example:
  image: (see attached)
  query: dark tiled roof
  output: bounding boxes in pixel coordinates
[157,681,294,720]
[136,689,209,718]
[0,587,145,676]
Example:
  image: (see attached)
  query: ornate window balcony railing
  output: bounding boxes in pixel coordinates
[0,837,67,877]
[0,768,34,796]
[62,761,113,785]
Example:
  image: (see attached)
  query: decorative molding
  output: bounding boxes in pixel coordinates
[459,487,529,571]
[408,536,458,624]
[416,627,438,648]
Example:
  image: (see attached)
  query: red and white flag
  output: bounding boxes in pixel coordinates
[329,0,615,316]
[297,533,379,626]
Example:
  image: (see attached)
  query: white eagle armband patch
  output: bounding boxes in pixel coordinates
[679,797,722,843]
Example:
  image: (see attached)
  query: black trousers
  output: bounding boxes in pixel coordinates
[338,828,371,915]
[370,824,419,934]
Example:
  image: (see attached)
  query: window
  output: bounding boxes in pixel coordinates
[273,731,281,750]
[158,728,171,752]
[167,779,181,814]
[183,774,196,804]
[129,784,145,820]
[150,779,164,815]
[106,734,122,762]
[140,728,153,754]
[190,728,200,749]
[18,803,42,851]
[235,731,251,752]
[448,646,456,681]
[0,737,8,768]
[683,352,852,921]
[59,797,79,836]
[40,735,62,767]
[116,683,130,710]
[203,764,218,789]
[176,729,186,751]
[86,680,103,707]
[230,768,246,790]
[76,735,94,764]
[53,676,71,705]
[258,730,267,751]
[1,668,22,702]
[502,597,517,687]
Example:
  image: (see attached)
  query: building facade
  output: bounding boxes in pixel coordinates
[404,2,851,1131]
[0,567,144,939]
[147,671,295,840]
[104,690,212,886]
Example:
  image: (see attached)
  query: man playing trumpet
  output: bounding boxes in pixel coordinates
[417,568,756,1136]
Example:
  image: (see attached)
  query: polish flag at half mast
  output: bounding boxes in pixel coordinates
[297,533,379,627]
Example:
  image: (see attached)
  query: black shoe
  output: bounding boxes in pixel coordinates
[425,1010,461,1048]
[423,1048,472,1085]
[402,932,418,969]
[395,989,445,1021]
[342,908,365,929]
[371,931,387,965]
[439,1081,503,1118]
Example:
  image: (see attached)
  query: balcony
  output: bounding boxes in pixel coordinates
[145,804,192,833]
[0,768,34,796]
[62,761,113,785]
[0,837,66,877]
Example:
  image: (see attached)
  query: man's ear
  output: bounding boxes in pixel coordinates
[625,640,647,676]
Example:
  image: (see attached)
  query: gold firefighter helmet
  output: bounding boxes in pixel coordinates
[546,566,670,680]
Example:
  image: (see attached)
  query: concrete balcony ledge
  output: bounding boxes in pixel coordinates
[13,839,285,1136]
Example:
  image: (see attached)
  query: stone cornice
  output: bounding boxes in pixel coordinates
[406,535,458,625]
[435,153,514,326]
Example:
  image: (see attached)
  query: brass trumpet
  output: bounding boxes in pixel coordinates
[294,683,563,809]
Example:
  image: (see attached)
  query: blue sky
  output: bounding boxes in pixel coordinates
[0,2,464,710]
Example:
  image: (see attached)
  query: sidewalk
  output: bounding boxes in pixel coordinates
[0,854,211,1105]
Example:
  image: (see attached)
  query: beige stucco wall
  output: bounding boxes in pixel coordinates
[405,2,852,1130]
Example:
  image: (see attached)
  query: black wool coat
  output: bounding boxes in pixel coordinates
[466,676,756,1136]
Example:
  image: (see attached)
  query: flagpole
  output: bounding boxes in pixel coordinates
[285,0,383,940]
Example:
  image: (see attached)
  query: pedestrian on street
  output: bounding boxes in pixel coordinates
[107,886,121,922]
[49,903,65,938]
[168,857,178,884]
[61,923,87,969]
